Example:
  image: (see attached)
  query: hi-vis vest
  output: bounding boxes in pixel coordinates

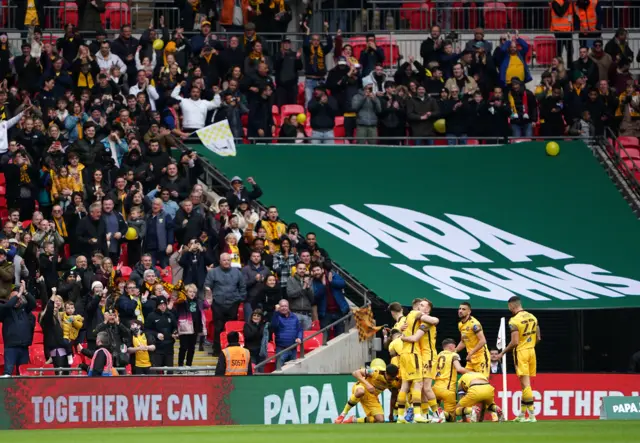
[222,346,251,376]
[88,347,118,376]
[577,0,597,32]
[550,0,574,32]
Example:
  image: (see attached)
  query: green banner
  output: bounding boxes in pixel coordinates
[601,397,640,420]
[198,142,640,309]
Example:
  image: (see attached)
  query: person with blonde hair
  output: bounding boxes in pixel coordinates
[40,292,70,372]
[174,283,208,365]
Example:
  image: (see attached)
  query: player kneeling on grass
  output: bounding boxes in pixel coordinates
[456,372,504,423]
[433,338,468,422]
[335,359,400,423]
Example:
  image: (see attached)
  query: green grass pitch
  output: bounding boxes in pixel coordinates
[1,421,640,443]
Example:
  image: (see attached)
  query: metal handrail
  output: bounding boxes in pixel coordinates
[254,308,356,372]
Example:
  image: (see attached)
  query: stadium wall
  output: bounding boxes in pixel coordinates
[278,328,372,374]
[0,374,639,429]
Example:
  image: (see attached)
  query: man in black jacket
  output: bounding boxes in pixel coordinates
[274,39,303,107]
[308,85,338,144]
[248,85,275,141]
[220,36,245,76]
[76,202,108,259]
[3,151,39,220]
[420,25,444,66]
[102,197,128,263]
[0,282,35,376]
[111,24,139,81]
[69,122,100,167]
[14,43,42,94]
[95,309,131,368]
[225,177,263,211]
[241,63,275,105]
[144,296,178,372]
[159,163,190,202]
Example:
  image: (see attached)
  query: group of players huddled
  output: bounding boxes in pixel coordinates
[335,296,540,424]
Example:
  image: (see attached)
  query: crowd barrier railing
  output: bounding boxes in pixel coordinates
[318,2,640,33]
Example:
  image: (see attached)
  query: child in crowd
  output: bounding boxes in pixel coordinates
[51,165,81,210]
[60,300,84,365]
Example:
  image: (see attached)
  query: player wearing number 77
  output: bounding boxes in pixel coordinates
[497,296,541,422]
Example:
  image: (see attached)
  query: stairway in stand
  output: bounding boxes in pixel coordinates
[172,341,218,372]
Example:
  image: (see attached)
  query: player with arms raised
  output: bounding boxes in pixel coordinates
[456,302,490,376]
[433,338,468,421]
[400,299,441,422]
[498,296,541,422]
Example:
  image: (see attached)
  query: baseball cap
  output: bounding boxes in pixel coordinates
[337,56,347,65]
[230,176,242,183]
[201,20,212,27]
[156,296,167,306]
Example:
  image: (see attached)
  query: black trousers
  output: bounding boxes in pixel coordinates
[152,348,174,373]
[554,32,573,65]
[344,116,357,144]
[133,366,152,375]
[276,84,298,108]
[179,334,197,366]
[212,302,240,355]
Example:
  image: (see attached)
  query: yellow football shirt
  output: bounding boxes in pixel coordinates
[457,372,488,393]
[363,368,395,395]
[393,315,406,330]
[133,334,151,368]
[400,310,422,355]
[434,350,461,391]
[458,316,488,357]
[419,320,436,359]
[508,311,538,351]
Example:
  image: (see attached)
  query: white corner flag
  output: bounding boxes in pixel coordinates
[497,317,508,420]
[196,120,236,157]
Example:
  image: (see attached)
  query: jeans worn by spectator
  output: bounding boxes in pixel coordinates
[446,134,467,145]
[244,301,253,323]
[293,311,313,331]
[2,346,29,376]
[276,346,297,367]
[320,311,345,342]
[311,130,335,144]
[512,123,533,137]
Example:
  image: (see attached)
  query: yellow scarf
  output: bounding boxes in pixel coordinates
[249,51,262,62]
[310,44,325,72]
[54,217,68,237]
[19,164,31,184]
[29,223,36,235]
[508,90,528,116]
[244,34,257,48]
[269,0,285,12]
[77,72,94,89]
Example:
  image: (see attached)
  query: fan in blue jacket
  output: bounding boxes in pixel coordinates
[498,37,533,87]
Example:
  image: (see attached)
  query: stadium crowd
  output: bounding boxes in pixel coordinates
[0,0,638,376]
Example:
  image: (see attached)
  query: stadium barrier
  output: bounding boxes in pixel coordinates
[0,373,638,428]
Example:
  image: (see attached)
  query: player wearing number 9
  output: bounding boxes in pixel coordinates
[497,296,541,423]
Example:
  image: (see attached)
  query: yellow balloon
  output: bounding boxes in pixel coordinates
[152,39,164,51]
[125,227,138,241]
[546,141,560,156]
[296,113,307,124]
[433,118,446,134]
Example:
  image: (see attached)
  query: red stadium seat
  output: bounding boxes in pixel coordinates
[272,105,280,127]
[120,265,132,280]
[0,185,5,196]
[297,82,305,106]
[619,148,640,161]
[120,243,128,266]
[58,2,79,27]
[220,331,244,349]
[618,136,640,148]
[400,3,429,30]
[302,331,323,353]
[311,320,321,331]
[517,36,533,64]
[281,104,305,122]
[533,36,556,66]
[224,320,245,334]
[237,302,244,321]
[466,139,480,145]
[161,266,172,283]
[484,2,507,29]
[29,347,47,366]
[0,173,5,185]
[0,327,3,345]
[267,341,275,355]
[104,3,129,29]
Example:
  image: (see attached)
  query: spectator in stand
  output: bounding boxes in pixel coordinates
[3,149,38,220]
[420,25,444,66]
[302,22,333,105]
[465,28,493,54]
[469,43,497,97]
[308,85,338,144]
[204,253,247,356]
[160,163,190,202]
[572,46,598,87]
[326,59,361,142]
[444,63,478,98]
[379,81,406,145]
[271,299,302,367]
[272,237,298,294]
[243,308,265,367]
[507,78,538,137]
[215,330,252,375]
[76,202,107,259]
[566,72,588,123]
[359,35,385,77]
[589,39,612,83]
[95,41,127,73]
[102,197,127,263]
[77,0,105,34]
[144,296,177,371]
[175,284,207,365]
[111,24,139,82]
[610,58,633,97]
[174,199,205,246]
[171,83,220,133]
[604,28,634,63]
[569,109,596,138]
[441,85,469,145]
[0,281,35,376]
[275,39,303,107]
[242,250,271,321]
[540,86,568,137]
[585,86,612,136]
[352,80,382,144]
[40,294,70,372]
[310,263,348,340]
[439,41,461,80]
[598,80,619,132]
[248,84,275,141]
[126,319,156,375]
[498,34,532,88]
[406,85,440,145]
[143,197,175,268]
[286,262,315,331]
[179,238,213,290]
[617,81,640,137]
[258,206,287,253]
[117,281,149,327]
